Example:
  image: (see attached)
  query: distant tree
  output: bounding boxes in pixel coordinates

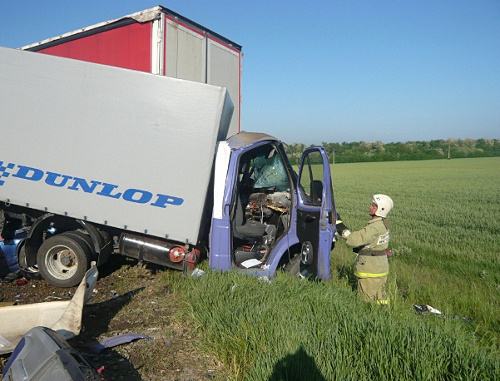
[311,137,499,163]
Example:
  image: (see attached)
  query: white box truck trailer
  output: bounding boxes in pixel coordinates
[0,46,338,288]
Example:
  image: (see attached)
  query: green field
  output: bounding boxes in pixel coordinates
[332,157,500,332]
[166,157,500,380]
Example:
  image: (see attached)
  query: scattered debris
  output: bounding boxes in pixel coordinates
[1,258,223,379]
[413,304,472,323]
[191,268,206,277]
[240,259,262,268]
[0,264,98,355]
[2,326,103,381]
[84,333,154,354]
[15,277,28,286]
[259,276,272,284]
[414,304,442,315]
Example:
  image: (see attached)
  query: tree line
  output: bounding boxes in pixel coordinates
[287,138,500,164]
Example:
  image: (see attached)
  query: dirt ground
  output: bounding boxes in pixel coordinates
[0,257,223,380]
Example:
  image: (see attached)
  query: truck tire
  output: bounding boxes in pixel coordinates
[61,231,96,260]
[284,254,305,279]
[37,234,91,288]
[18,241,41,279]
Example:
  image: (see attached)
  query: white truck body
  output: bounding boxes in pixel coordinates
[0,46,233,244]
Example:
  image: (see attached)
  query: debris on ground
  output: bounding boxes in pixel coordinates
[84,333,154,354]
[0,264,97,355]
[413,304,472,323]
[0,257,225,380]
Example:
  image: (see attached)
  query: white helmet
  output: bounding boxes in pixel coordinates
[372,194,393,218]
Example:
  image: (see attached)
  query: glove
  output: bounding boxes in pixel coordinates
[336,222,347,235]
[342,229,351,239]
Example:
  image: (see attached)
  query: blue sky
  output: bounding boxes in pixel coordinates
[1,1,499,144]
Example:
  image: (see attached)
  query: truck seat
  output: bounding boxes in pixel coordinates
[233,193,267,241]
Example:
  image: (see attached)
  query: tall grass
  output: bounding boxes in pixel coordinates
[163,157,499,380]
[332,158,500,343]
[167,271,498,380]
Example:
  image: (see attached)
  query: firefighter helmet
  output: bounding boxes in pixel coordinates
[372,194,393,218]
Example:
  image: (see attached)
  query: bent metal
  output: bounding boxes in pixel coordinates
[0,161,183,208]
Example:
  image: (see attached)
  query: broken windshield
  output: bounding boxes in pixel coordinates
[252,151,290,192]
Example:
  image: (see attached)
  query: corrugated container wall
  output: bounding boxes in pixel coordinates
[22,6,242,137]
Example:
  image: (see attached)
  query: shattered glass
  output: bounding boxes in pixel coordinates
[253,153,289,192]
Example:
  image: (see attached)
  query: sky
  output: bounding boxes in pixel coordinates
[1,0,499,144]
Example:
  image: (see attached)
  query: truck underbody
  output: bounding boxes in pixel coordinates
[0,203,203,288]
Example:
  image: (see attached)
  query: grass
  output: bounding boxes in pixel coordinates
[165,270,498,380]
[332,158,500,341]
[163,157,500,380]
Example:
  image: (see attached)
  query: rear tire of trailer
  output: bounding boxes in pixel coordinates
[37,235,91,288]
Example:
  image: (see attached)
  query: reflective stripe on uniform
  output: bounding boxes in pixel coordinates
[354,270,389,278]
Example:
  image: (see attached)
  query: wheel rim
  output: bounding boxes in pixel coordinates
[43,244,79,280]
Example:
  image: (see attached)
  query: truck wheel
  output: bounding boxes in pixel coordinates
[284,254,305,279]
[61,231,97,260]
[18,241,41,279]
[37,234,91,288]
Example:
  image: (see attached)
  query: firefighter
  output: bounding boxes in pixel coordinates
[341,194,393,304]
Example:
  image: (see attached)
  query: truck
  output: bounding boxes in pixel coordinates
[21,5,242,137]
[0,46,337,288]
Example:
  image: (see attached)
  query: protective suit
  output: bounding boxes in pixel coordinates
[346,218,390,303]
[343,194,393,304]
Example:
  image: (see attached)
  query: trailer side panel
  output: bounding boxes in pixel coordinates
[37,22,152,73]
[0,47,233,244]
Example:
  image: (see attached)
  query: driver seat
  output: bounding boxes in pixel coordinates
[233,191,268,242]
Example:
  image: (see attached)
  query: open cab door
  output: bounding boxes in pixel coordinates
[295,147,335,279]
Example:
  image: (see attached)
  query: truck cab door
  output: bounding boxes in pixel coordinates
[295,147,335,279]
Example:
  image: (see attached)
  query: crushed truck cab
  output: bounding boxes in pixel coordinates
[210,133,336,279]
[0,46,337,286]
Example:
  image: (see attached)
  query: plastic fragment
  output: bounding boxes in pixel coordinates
[191,268,205,277]
[84,334,153,354]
